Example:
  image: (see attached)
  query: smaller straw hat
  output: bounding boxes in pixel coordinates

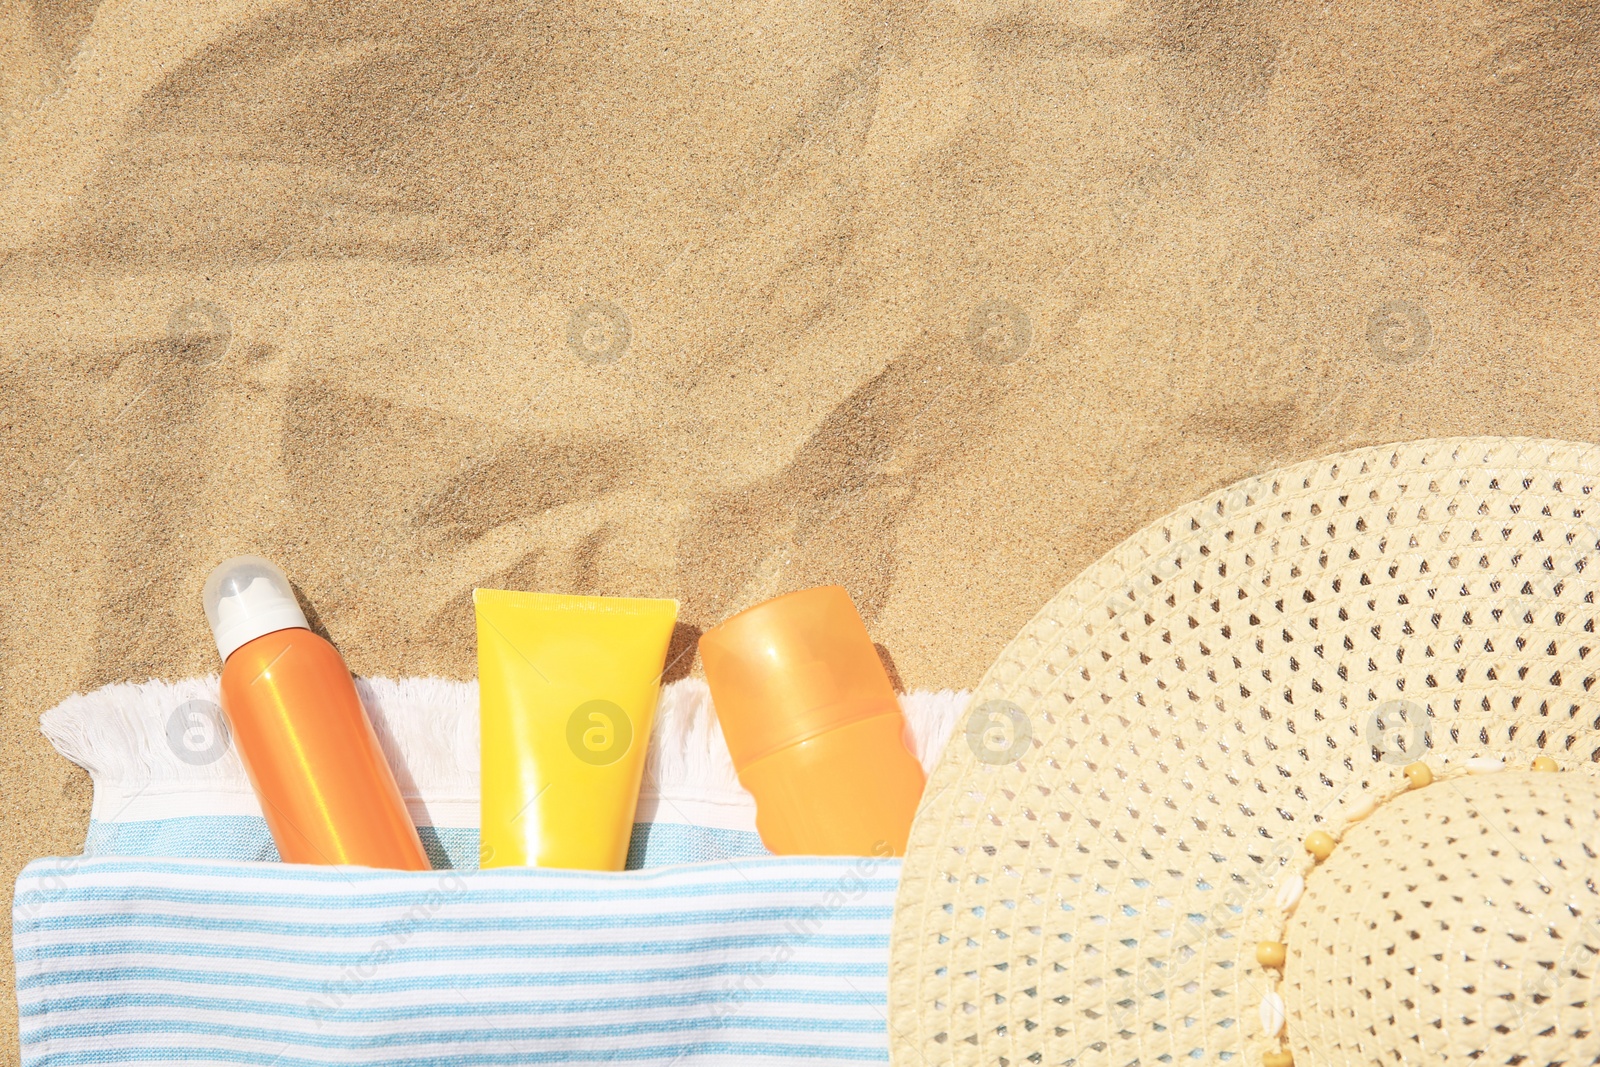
[890,437,1600,1067]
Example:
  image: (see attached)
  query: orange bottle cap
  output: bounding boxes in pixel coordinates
[699,586,900,770]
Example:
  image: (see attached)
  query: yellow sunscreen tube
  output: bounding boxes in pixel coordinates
[475,588,679,870]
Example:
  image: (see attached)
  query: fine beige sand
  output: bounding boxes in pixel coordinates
[2,0,1598,1057]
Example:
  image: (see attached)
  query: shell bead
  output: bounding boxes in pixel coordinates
[1260,992,1286,1038]
[1274,875,1304,913]
[1343,793,1377,821]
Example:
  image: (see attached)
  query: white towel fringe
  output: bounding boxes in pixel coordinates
[42,676,969,832]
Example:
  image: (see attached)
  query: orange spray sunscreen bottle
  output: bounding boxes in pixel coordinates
[204,556,430,870]
[698,585,926,856]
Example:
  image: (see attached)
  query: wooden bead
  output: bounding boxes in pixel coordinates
[1402,762,1433,789]
[1256,940,1287,969]
[1263,1051,1295,1067]
[1532,756,1558,772]
[1304,830,1337,860]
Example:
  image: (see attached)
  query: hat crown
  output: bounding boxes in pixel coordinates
[1286,770,1600,1065]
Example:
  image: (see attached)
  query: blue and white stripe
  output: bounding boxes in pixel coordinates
[14,856,900,1066]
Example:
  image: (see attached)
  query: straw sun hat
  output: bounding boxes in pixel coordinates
[890,437,1600,1067]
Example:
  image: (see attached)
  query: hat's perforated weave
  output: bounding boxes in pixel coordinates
[1286,770,1600,1067]
[889,437,1600,1067]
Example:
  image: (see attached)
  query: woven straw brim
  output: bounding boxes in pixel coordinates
[889,436,1600,1067]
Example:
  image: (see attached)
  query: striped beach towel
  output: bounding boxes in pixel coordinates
[13,855,900,1065]
[19,675,968,1065]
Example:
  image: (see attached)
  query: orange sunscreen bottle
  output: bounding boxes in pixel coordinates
[203,556,430,870]
[698,585,925,856]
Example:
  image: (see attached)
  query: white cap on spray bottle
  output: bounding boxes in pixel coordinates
[202,555,310,661]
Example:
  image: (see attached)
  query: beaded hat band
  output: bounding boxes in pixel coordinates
[889,437,1600,1067]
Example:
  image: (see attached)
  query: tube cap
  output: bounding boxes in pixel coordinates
[699,585,900,769]
[203,555,310,661]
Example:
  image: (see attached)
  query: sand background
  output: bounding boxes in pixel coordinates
[2,0,1597,1057]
